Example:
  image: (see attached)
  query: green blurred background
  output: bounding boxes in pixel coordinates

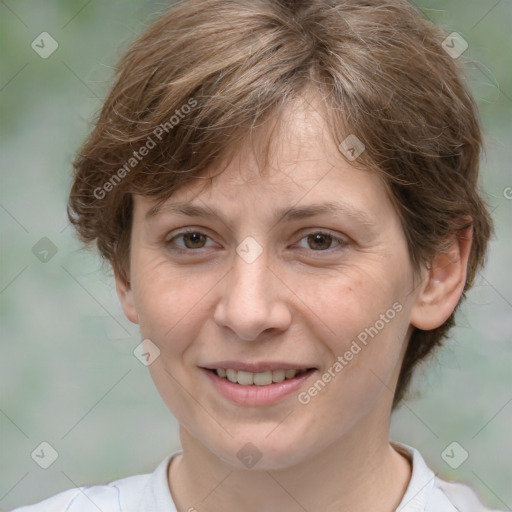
[1,1,511,510]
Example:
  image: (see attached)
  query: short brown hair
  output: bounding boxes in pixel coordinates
[67,0,494,408]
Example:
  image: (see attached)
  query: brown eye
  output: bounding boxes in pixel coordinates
[166,230,214,252]
[296,232,345,252]
[307,233,335,250]
[181,232,207,249]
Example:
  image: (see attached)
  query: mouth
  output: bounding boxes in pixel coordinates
[200,364,317,406]
[209,367,312,386]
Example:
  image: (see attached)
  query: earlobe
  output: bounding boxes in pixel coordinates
[410,224,473,331]
[114,269,140,325]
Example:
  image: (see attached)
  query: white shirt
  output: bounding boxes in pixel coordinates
[11,442,503,512]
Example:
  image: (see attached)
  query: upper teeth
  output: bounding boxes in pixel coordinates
[215,368,306,386]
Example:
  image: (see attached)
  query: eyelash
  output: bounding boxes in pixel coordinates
[165,228,347,255]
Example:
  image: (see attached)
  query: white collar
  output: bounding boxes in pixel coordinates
[135,441,436,512]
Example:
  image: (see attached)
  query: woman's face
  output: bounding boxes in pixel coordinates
[118,97,425,470]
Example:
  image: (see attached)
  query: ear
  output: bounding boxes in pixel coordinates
[410,223,473,331]
[114,269,139,324]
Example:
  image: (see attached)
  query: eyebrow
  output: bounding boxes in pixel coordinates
[145,200,376,228]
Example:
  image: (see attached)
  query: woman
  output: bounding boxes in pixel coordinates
[14,0,499,510]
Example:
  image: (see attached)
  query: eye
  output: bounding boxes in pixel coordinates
[166,229,216,251]
[296,232,346,251]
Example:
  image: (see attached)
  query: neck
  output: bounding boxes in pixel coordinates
[169,419,412,512]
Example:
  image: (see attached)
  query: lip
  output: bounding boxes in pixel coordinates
[202,367,316,406]
[201,361,314,373]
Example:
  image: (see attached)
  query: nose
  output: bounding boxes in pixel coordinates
[213,245,292,341]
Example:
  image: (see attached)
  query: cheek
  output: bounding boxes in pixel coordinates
[322,271,411,403]
[292,261,409,342]
[292,259,412,395]
[131,261,220,432]
[131,257,220,356]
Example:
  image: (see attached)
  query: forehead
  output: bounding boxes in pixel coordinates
[134,92,388,221]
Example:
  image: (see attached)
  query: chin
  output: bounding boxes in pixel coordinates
[206,428,313,471]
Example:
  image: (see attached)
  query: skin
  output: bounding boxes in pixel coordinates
[116,93,472,512]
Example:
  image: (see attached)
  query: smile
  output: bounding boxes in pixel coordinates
[215,368,309,386]
[202,366,317,406]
